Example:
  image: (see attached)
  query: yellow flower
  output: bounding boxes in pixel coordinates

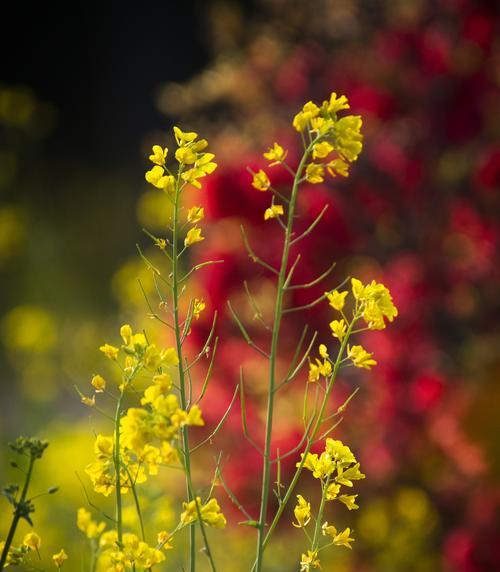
[338,494,359,510]
[263,142,287,165]
[77,508,106,538]
[298,451,335,480]
[325,439,356,465]
[193,298,206,319]
[94,435,114,459]
[292,495,311,528]
[293,101,320,132]
[318,344,329,359]
[181,497,226,528]
[173,126,198,146]
[99,343,119,360]
[264,204,284,220]
[149,145,167,166]
[23,532,41,551]
[325,289,348,311]
[329,319,347,341]
[187,205,204,223]
[325,483,341,500]
[335,463,365,487]
[251,169,270,191]
[352,278,398,330]
[52,549,68,568]
[300,550,321,571]
[145,165,165,185]
[155,238,167,250]
[322,524,354,548]
[184,226,204,247]
[312,141,334,159]
[324,92,350,114]
[347,344,377,369]
[175,146,197,164]
[91,374,106,392]
[327,158,349,177]
[145,166,175,192]
[305,163,325,184]
[81,394,95,407]
[308,360,321,382]
[120,324,133,345]
[152,372,173,392]
[157,531,173,550]
[334,115,363,162]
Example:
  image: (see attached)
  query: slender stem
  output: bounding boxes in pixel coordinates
[312,477,330,550]
[171,174,217,572]
[254,138,318,572]
[114,392,124,545]
[0,456,35,570]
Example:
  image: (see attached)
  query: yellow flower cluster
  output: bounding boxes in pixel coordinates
[180,497,227,529]
[145,127,217,192]
[85,324,204,496]
[99,531,165,571]
[294,439,364,569]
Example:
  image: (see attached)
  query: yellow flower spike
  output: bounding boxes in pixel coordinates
[263,142,287,165]
[312,141,334,160]
[325,289,348,311]
[99,343,119,360]
[292,495,311,528]
[181,497,227,528]
[324,92,350,114]
[251,169,270,191]
[149,145,168,166]
[184,226,204,247]
[264,204,284,220]
[173,126,198,146]
[77,508,106,539]
[91,374,106,392]
[318,344,329,359]
[305,163,325,184]
[327,158,350,178]
[338,494,359,510]
[334,115,363,162]
[120,324,133,345]
[299,550,321,571]
[347,344,377,369]
[187,205,204,224]
[330,319,347,341]
[52,549,68,568]
[23,532,41,551]
[175,146,197,165]
[193,298,206,319]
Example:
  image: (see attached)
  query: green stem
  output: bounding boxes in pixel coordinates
[125,466,146,541]
[0,456,35,570]
[171,175,217,572]
[114,392,124,545]
[312,477,330,550]
[254,139,317,572]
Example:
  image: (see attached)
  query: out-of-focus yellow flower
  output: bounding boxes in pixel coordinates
[334,115,363,162]
[149,145,167,166]
[81,394,95,407]
[251,169,270,191]
[347,344,377,369]
[184,226,204,247]
[312,141,334,159]
[99,343,119,360]
[305,163,325,184]
[77,507,106,539]
[193,298,205,319]
[52,549,68,568]
[329,319,347,341]
[23,532,41,551]
[292,495,311,528]
[181,497,226,528]
[325,290,348,311]
[300,550,321,571]
[187,205,204,223]
[91,374,106,392]
[264,204,284,220]
[157,531,173,550]
[2,305,57,353]
[318,344,329,359]
[95,435,114,459]
[263,142,287,165]
[120,324,133,345]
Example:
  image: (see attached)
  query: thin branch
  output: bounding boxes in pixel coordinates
[244,280,271,331]
[315,417,344,443]
[290,205,329,246]
[286,261,337,290]
[240,225,279,276]
[322,387,360,422]
[138,279,175,330]
[227,301,270,359]
[239,368,263,455]
[190,385,239,453]
[270,413,316,464]
[283,293,326,314]
[283,254,302,289]
[216,466,253,521]
[184,312,218,373]
[195,337,219,404]
[275,330,318,391]
[180,259,225,284]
